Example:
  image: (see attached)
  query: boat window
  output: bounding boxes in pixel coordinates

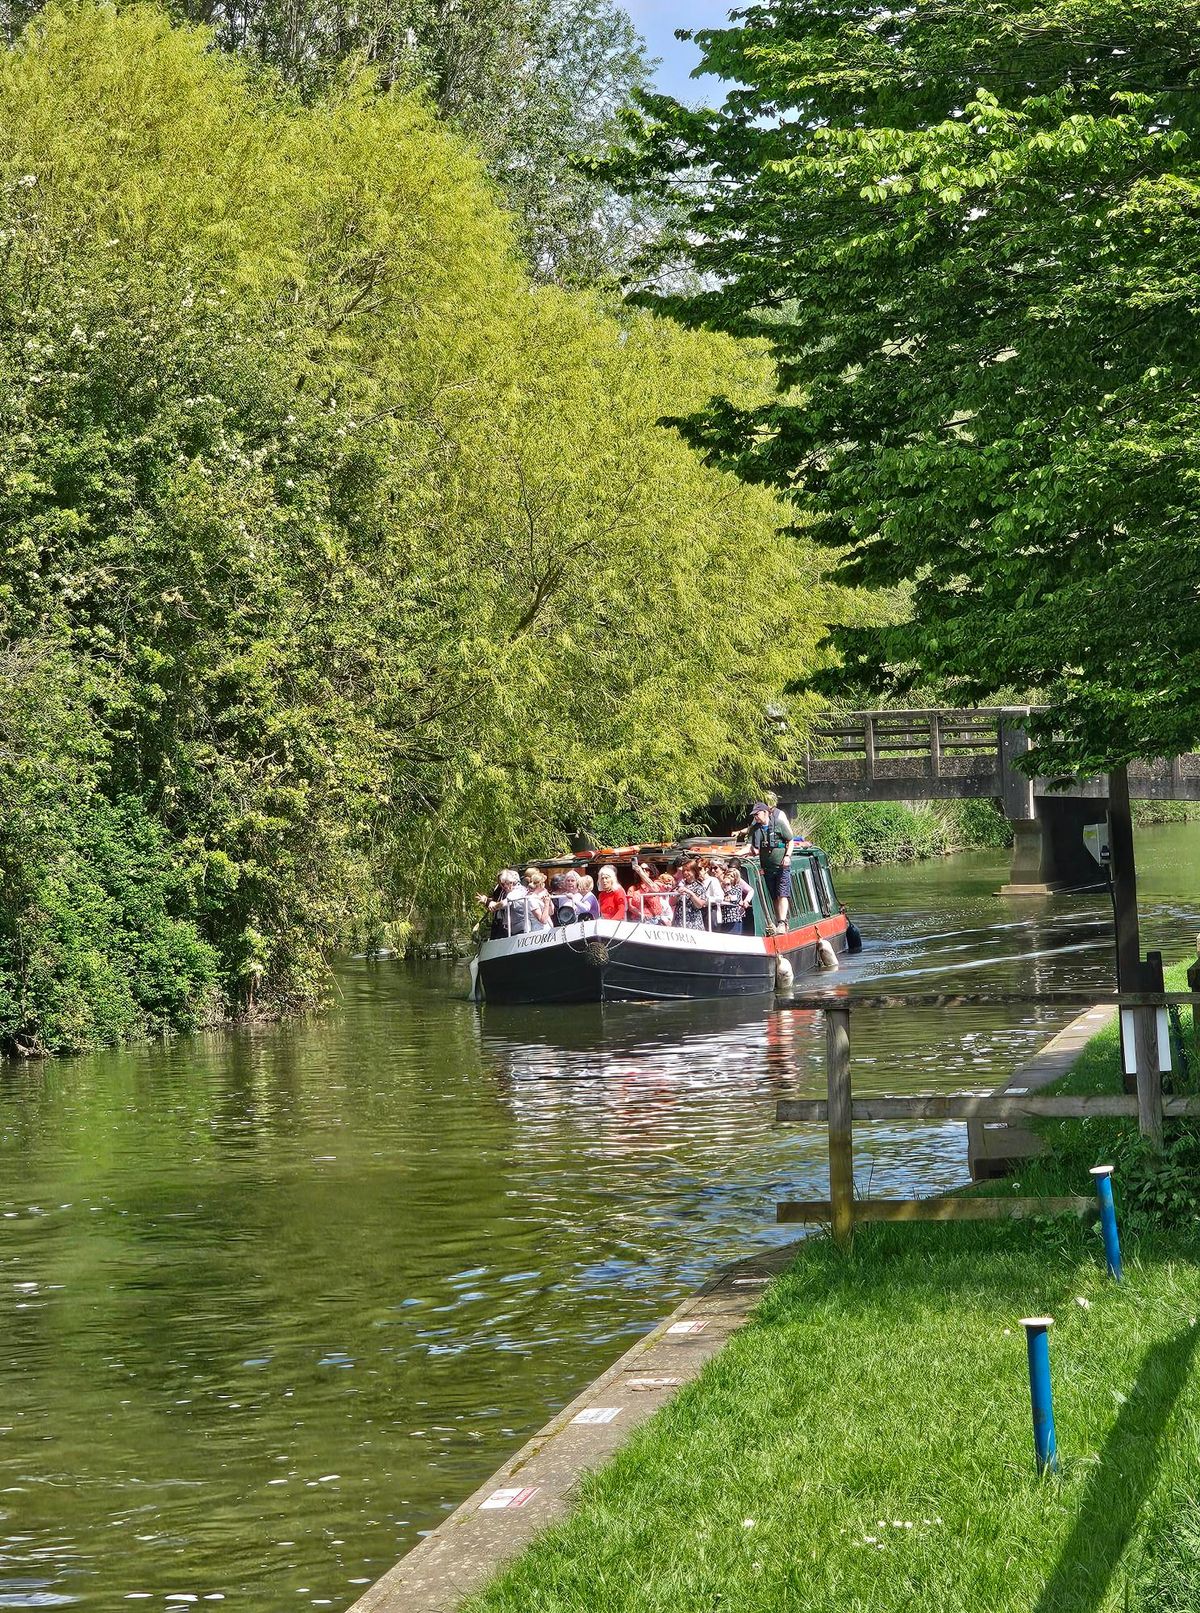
[798,864,820,917]
[814,855,836,916]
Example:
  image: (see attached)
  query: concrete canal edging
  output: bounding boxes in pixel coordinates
[346,1239,802,1613]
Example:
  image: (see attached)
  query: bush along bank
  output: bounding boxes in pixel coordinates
[799,798,1200,870]
[463,973,1200,1613]
[798,797,1012,867]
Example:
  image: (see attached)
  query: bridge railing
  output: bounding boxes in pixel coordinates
[805,707,1021,784]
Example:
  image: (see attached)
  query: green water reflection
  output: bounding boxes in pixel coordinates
[1,826,1198,1607]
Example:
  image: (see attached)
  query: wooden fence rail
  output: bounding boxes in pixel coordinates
[777,1197,1097,1224]
[774,992,1200,1246]
[777,1095,1200,1122]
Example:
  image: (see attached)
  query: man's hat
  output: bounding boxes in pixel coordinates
[750,802,770,816]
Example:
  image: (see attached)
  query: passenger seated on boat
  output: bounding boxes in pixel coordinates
[674,858,713,930]
[596,865,627,921]
[551,871,584,925]
[481,869,529,937]
[522,868,554,931]
[577,874,601,921]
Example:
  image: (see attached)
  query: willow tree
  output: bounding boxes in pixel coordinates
[611,0,1200,776]
[0,3,836,1048]
[0,0,662,284]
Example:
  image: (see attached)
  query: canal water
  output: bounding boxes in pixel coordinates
[2,827,1199,1609]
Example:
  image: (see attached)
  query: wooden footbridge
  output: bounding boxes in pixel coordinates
[776,708,1200,893]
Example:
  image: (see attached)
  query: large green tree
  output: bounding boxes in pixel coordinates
[0,3,837,1050]
[612,0,1200,774]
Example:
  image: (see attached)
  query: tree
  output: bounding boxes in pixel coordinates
[0,3,836,1048]
[0,0,661,284]
[610,0,1200,775]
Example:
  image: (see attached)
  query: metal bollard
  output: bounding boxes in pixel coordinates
[1089,1165,1122,1281]
[1021,1317,1059,1476]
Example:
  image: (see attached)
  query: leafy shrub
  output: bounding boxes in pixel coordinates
[801,798,1010,867]
[1132,799,1200,825]
[0,795,222,1055]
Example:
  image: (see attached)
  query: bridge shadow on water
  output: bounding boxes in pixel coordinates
[1033,1322,1198,1613]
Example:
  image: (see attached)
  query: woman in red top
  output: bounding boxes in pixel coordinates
[596,864,628,920]
[628,856,667,924]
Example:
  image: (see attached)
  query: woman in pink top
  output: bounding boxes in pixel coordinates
[596,864,628,921]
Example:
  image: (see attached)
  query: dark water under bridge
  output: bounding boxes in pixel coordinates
[775,707,1200,893]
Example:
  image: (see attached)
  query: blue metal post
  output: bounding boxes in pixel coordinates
[1021,1317,1058,1476]
[1090,1165,1122,1281]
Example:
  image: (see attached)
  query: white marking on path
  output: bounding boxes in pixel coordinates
[480,1486,539,1511]
[572,1407,621,1425]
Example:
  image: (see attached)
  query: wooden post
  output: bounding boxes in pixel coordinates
[929,712,942,780]
[1134,1005,1164,1150]
[1188,938,1200,1071]
[1108,765,1143,1093]
[1107,765,1141,987]
[862,716,876,781]
[826,1006,854,1248]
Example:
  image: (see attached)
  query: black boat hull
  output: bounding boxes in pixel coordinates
[475,919,848,1005]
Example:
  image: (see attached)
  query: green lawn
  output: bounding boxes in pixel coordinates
[466,983,1200,1613]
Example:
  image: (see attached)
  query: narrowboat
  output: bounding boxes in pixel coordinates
[472,836,853,1005]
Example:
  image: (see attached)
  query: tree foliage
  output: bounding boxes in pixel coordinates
[0,0,661,284]
[0,3,835,1050]
[612,0,1200,774]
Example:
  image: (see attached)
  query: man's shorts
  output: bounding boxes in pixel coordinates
[764,865,792,904]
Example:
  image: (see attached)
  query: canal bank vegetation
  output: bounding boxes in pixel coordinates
[465,981,1200,1613]
[797,799,1200,871]
[0,4,858,1055]
[799,799,1012,868]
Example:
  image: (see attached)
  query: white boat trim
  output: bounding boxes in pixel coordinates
[477,917,770,963]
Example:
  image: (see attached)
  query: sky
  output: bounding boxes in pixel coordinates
[624,0,735,102]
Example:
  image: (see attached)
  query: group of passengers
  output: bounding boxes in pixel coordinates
[478,853,758,940]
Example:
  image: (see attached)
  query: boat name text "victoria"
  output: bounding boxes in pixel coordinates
[508,925,702,952]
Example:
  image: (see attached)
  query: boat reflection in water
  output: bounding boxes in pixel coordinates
[472,995,826,1158]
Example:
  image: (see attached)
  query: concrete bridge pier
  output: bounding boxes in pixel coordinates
[999,798,1110,896]
[998,720,1108,895]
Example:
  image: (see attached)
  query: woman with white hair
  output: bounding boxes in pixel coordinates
[522,867,553,932]
[595,864,627,921]
[476,868,529,937]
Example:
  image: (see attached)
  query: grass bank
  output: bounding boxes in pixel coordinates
[465,985,1200,1613]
